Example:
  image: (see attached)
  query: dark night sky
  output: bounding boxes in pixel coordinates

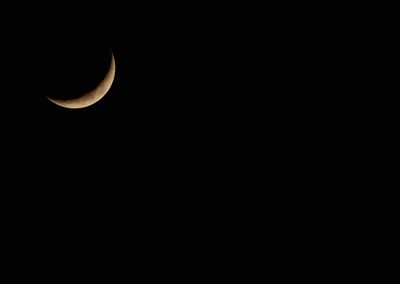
[1,4,238,193]
[1,7,339,276]
[1,4,254,220]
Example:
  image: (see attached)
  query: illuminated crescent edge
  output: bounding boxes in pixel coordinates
[47,51,116,109]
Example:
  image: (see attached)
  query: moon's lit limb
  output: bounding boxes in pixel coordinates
[47,51,116,109]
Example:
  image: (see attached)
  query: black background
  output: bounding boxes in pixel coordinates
[1,3,240,194]
[0,5,338,279]
[1,5,245,256]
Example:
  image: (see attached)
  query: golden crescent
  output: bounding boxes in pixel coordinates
[47,51,116,109]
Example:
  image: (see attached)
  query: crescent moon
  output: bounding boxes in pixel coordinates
[47,51,116,109]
